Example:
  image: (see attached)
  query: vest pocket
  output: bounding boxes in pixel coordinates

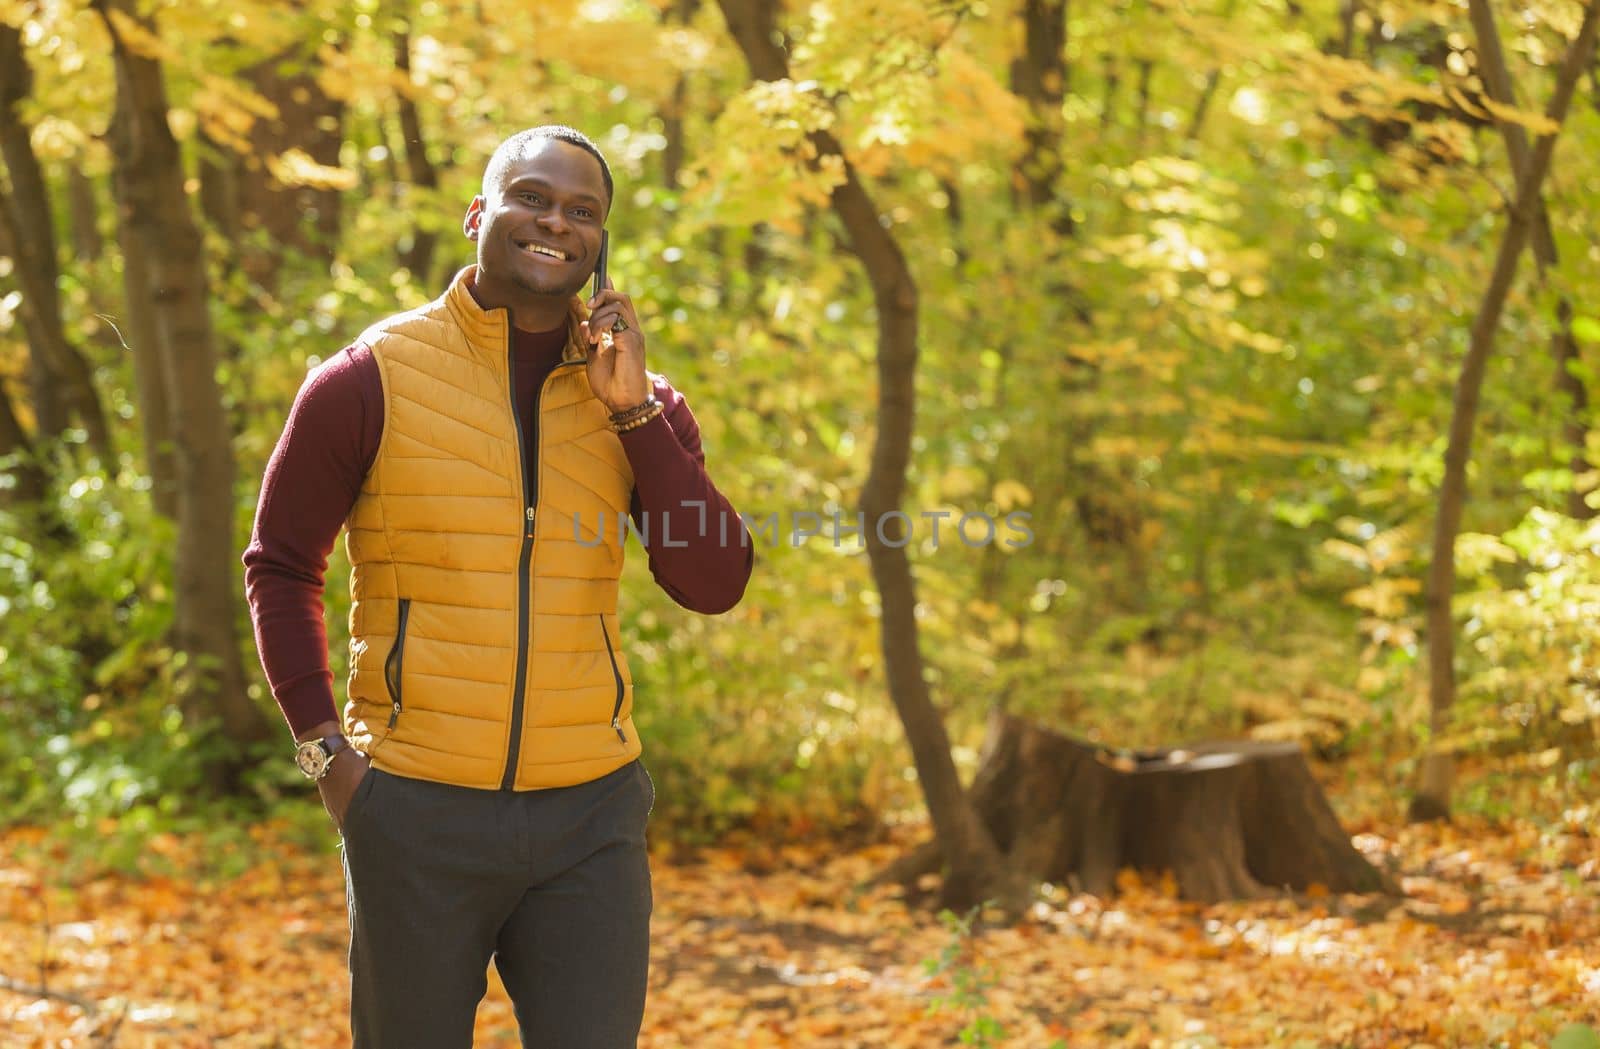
[598,613,626,744]
[384,598,412,729]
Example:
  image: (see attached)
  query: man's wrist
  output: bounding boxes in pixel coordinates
[603,394,654,416]
[294,719,344,744]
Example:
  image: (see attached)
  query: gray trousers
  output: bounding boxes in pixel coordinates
[338,759,655,1048]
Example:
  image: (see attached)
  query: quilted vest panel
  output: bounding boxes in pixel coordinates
[341,268,640,790]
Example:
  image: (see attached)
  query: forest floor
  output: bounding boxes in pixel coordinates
[1,773,1597,1048]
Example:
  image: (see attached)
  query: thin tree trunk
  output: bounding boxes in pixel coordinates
[193,19,344,291]
[373,109,402,189]
[394,27,439,281]
[1012,0,1069,226]
[1101,53,1119,129]
[1134,59,1153,144]
[0,23,112,461]
[96,0,273,773]
[1185,70,1222,141]
[976,0,1072,636]
[716,0,1025,913]
[1183,0,1240,142]
[1339,0,1359,58]
[661,0,700,190]
[1415,0,1600,821]
[194,127,249,373]
[196,130,240,245]
[66,168,103,262]
[1553,303,1594,518]
[117,234,179,519]
[236,42,345,290]
[1466,0,1594,520]
[1015,1,1143,590]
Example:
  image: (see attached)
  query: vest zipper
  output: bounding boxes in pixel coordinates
[599,613,627,744]
[384,597,412,729]
[500,349,584,791]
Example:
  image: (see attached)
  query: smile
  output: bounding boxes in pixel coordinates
[515,240,571,261]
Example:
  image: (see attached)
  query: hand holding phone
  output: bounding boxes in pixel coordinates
[581,228,648,409]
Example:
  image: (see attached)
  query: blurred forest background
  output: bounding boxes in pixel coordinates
[2,0,1599,853]
[8,0,1600,1043]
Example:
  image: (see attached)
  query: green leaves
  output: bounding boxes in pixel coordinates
[1553,1024,1600,1049]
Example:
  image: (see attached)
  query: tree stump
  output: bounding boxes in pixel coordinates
[882,710,1398,904]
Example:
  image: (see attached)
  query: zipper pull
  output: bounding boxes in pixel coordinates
[612,716,627,744]
[525,505,536,538]
[388,702,400,729]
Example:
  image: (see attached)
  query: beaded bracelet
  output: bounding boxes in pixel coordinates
[608,396,659,425]
[611,399,664,433]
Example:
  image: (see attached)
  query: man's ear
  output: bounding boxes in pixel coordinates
[463,196,484,240]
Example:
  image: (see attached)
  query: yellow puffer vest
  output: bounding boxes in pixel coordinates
[340,267,640,790]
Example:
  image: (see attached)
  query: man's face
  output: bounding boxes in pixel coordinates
[464,138,609,302]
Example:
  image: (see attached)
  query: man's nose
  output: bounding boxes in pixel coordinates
[536,207,569,234]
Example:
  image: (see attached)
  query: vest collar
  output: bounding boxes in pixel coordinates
[444,265,591,364]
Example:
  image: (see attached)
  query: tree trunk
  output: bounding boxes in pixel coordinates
[716,0,1026,914]
[661,0,701,190]
[975,0,1074,640]
[881,711,1397,903]
[1338,0,1359,58]
[1100,53,1119,130]
[96,0,274,772]
[0,22,113,461]
[1467,0,1594,520]
[197,129,241,250]
[235,40,345,290]
[1185,70,1222,141]
[393,27,439,282]
[1134,59,1153,145]
[117,231,180,520]
[1012,0,1145,596]
[1416,0,1600,822]
[1553,304,1594,518]
[66,167,104,263]
[1012,0,1069,229]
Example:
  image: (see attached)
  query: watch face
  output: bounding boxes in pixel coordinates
[295,741,328,778]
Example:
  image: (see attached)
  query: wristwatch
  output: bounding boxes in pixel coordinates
[294,734,351,781]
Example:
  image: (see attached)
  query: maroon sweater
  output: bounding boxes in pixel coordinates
[242,321,753,737]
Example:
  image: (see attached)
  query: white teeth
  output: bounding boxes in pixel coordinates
[519,242,566,260]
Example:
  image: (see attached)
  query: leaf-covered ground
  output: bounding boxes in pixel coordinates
[2,804,1597,1048]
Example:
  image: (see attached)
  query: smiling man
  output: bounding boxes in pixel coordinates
[242,125,753,1048]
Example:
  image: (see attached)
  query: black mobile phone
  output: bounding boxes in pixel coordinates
[591,229,609,300]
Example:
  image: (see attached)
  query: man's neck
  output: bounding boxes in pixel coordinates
[467,273,568,333]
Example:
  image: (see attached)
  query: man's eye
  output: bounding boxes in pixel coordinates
[573,208,593,220]
[521,193,543,205]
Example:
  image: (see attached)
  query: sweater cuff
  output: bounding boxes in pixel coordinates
[276,673,340,739]
[615,410,676,459]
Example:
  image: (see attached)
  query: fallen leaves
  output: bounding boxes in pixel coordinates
[1,812,1596,1047]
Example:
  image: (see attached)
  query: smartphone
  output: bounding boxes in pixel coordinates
[591,229,610,300]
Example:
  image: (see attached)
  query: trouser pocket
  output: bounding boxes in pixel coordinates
[339,766,384,837]
[637,759,655,818]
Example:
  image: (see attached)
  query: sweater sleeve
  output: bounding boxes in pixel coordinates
[241,344,383,737]
[620,374,753,614]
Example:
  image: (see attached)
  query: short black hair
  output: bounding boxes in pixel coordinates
[481,125,613,208]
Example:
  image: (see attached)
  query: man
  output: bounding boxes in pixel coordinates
[242,125,753,1048]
